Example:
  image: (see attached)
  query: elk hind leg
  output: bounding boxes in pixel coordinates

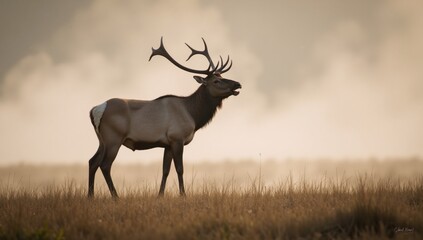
[88,145,105,198]
[100,144,121,198]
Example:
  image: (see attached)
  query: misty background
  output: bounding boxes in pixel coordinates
[1,0,422,165]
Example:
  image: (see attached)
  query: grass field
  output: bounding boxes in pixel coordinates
[0,160,422,239]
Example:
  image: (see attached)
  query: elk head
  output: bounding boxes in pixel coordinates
[149,37,241,99]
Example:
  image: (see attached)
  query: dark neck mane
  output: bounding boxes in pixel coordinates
[185,85,222,130]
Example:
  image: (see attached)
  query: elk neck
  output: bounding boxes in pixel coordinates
[185,84,222,130]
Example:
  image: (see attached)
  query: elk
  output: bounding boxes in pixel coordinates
[88,38,241,198]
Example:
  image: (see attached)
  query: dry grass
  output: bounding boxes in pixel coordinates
[0,160,422,239]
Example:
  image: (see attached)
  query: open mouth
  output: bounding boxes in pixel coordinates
[232,85,242,96]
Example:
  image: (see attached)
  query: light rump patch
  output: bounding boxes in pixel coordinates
[91,102,107,134]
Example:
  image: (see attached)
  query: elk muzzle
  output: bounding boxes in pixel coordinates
[232,82,242,96]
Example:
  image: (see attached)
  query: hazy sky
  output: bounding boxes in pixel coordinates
[1,0,422,165]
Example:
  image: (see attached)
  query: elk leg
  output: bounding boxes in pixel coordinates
[100,144,121,198]
[158,147,173,196]
[88,145,105,198]
[171,142,185,196]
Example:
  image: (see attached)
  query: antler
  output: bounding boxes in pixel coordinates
[216,55,232,74]
[149,37,232,75]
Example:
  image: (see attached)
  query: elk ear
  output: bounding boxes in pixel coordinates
[193,76,207,85]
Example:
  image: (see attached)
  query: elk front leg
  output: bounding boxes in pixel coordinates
[171,142,185,196]
[158,147,173,196]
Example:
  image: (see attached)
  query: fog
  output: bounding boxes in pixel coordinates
[0,0,422,165]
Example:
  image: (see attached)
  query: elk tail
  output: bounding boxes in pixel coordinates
[89,102,108,167]
[90,102,108,135]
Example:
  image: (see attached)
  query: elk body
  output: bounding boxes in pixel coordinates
[88,38,241,197]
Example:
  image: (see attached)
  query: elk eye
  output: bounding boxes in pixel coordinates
[213,80,220,84]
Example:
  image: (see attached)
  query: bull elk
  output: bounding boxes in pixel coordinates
[88,38,241,198]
